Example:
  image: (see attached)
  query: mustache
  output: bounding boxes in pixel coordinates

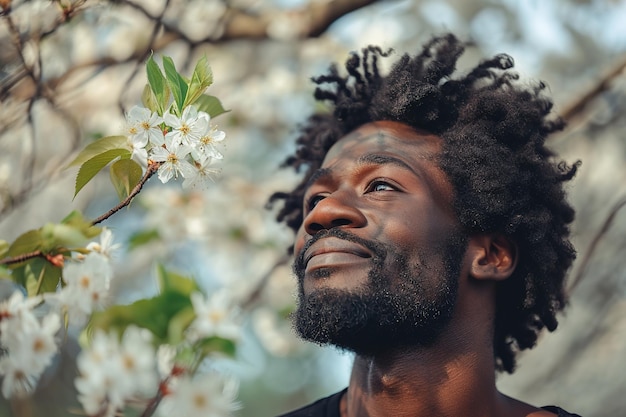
[294,228,387,274]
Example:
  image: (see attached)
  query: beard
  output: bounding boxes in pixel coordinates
[292,228,466,357]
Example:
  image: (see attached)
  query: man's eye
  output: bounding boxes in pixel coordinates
[367,180,396,192]
[307,195,326,210]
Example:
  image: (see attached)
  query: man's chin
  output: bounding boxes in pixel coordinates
[293,289,452,356]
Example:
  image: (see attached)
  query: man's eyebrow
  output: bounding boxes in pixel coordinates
[305,154,425,190]
[356,153,420,176]
[305,167,332,189]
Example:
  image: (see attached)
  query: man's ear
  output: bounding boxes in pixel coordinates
[467,234,518,281]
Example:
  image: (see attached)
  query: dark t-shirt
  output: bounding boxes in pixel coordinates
[277,389,583,417]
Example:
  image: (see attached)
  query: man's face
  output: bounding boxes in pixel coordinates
[292,121,468,356]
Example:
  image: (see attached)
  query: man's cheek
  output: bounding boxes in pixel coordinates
[294,230,306,255]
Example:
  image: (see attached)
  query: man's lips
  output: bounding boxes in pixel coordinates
[303,237,372,270]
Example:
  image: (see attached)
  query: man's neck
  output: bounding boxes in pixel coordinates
[341,346,553,417]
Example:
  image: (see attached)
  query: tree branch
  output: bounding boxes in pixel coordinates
[0,250,44,266]
[560,54,626,124]
[123,0,379,48]
[568,196,626,293]
[117,0,172,114]
[220,0,377,40]
[91,161,161,226]
[241,253,290,311]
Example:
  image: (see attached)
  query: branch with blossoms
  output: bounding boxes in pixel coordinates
[0,55,242,417]
[69,54,228,202]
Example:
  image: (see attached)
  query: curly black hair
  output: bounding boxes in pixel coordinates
[269,34,579,373]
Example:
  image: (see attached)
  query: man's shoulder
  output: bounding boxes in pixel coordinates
[276,389,346,417]
[541,405,583,417]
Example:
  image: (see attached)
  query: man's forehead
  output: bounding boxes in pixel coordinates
[324,121,443,162]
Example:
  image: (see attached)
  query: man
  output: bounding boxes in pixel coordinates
[269,34,582,417]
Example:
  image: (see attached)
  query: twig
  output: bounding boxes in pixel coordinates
[568,196,626,293]
[139,388,165,417]
[0,250,44,266]
[117,0,173,114]
[91,161,161,226]
[241,253,290,310]
[560,54,626,124]
[122,0,378,50]
[219,0,378,40]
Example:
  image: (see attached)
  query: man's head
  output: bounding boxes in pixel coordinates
[270,34,578,373]
[291,122,467,357]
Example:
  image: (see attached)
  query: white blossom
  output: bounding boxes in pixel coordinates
[10,312,61,375]
[116,327,158,395]
[157,373,240,417]
[150,136,194,184]
[0,356,39,398]
[126,135,149,167]
[0,291,40,335]
[163,106,210,147]
[187,290,240,342]
[75,329,119,415]
[182,158,220,190]
[191,126,225,162]
[126,105,164,146]
[0,292,61,399]
[86,227,121,260]
[156,344,177,378]
[48,252,113,322]
[75,327,158,416]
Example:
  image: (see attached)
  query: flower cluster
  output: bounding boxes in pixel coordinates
[0,292,61,398]
[76,326,158,417]
[73,287,242,417]
[44,229,117,325]
[0,228,120,399]
[126,105,225,189]
[158,373,240,417]
[187,290,241,342]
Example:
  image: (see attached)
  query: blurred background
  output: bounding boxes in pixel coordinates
[1,0,626,416]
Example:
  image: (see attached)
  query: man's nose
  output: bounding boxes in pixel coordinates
[303,190,366,235]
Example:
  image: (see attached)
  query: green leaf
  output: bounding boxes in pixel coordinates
[162,56,188,114]
[0,266,10,280]
[146,55,166,112]
[141,84,159,115]
[89,291,193,343]
[128,229,160,250]
[147,55,165,95]
[15,258,61,296]
[195,336,237,358]
[183,56,213,108]
[60,211,101,240]
[87,267,204,343]
[7,229,43,258]
[67,135,128,168]
[167,306,196,344]
[193,94,229,119]
[109,158,143,201]
[146,56,172,115]
[157,264,200,296]
[195,56,213,86]
[10,263,27,287]
[40,211,101,250]
[41,223,90,250]
[74,148,131,198]
[0,240,9,259]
